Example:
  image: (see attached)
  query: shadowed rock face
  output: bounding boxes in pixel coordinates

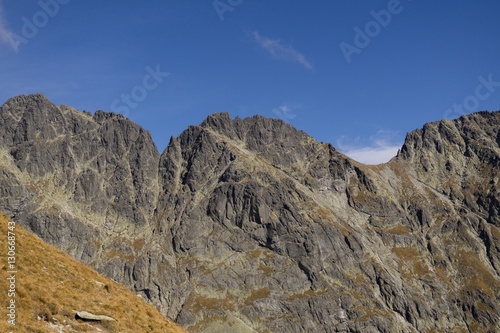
[1,93,499,333]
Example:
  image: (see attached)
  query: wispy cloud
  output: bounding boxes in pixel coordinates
[0,1,18,52]
[252,31,313,70]
[337,130,402,165]
[272,104,297,122]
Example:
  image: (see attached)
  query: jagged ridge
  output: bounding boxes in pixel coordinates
[0,94,499,333]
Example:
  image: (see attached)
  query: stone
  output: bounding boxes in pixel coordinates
[75,311,115,322]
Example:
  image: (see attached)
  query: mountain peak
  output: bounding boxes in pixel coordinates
[200,111,232,127]
[199,111,311,143]
[193,111,326,173]
[398,110,500,162]
[2,93,53,109]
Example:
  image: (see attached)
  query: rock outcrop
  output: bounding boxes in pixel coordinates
[75,311,116,322]
[0,93,499,332]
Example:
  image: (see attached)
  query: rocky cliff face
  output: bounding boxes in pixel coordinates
[0,93,499,333]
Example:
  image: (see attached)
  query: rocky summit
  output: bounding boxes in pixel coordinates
[0,93,499,333]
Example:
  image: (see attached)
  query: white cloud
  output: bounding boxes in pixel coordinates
[252,31,313,70]
[272,104,297,122]
[0,1,19,52]
[337,131,402,165]
[341,144,400,165]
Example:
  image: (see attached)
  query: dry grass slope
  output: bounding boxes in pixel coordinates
[0,212,187,333]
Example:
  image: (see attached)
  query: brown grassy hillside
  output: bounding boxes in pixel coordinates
[0,212,187,333]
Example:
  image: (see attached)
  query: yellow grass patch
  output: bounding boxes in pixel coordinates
[392,247,430,279]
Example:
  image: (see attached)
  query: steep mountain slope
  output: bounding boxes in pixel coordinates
[0,93,499,332]
[0,212,187,333]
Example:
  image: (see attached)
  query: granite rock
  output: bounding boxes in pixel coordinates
[0,94,499,332]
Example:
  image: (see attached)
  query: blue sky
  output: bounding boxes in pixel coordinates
[1,1,499,164]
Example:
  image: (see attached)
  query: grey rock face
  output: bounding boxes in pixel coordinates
[0,94,499,333]
[0,93,160,269]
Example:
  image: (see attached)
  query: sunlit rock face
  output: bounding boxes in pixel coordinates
[1,93,499,332]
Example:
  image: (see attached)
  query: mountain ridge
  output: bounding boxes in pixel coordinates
[1,93,499,332]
